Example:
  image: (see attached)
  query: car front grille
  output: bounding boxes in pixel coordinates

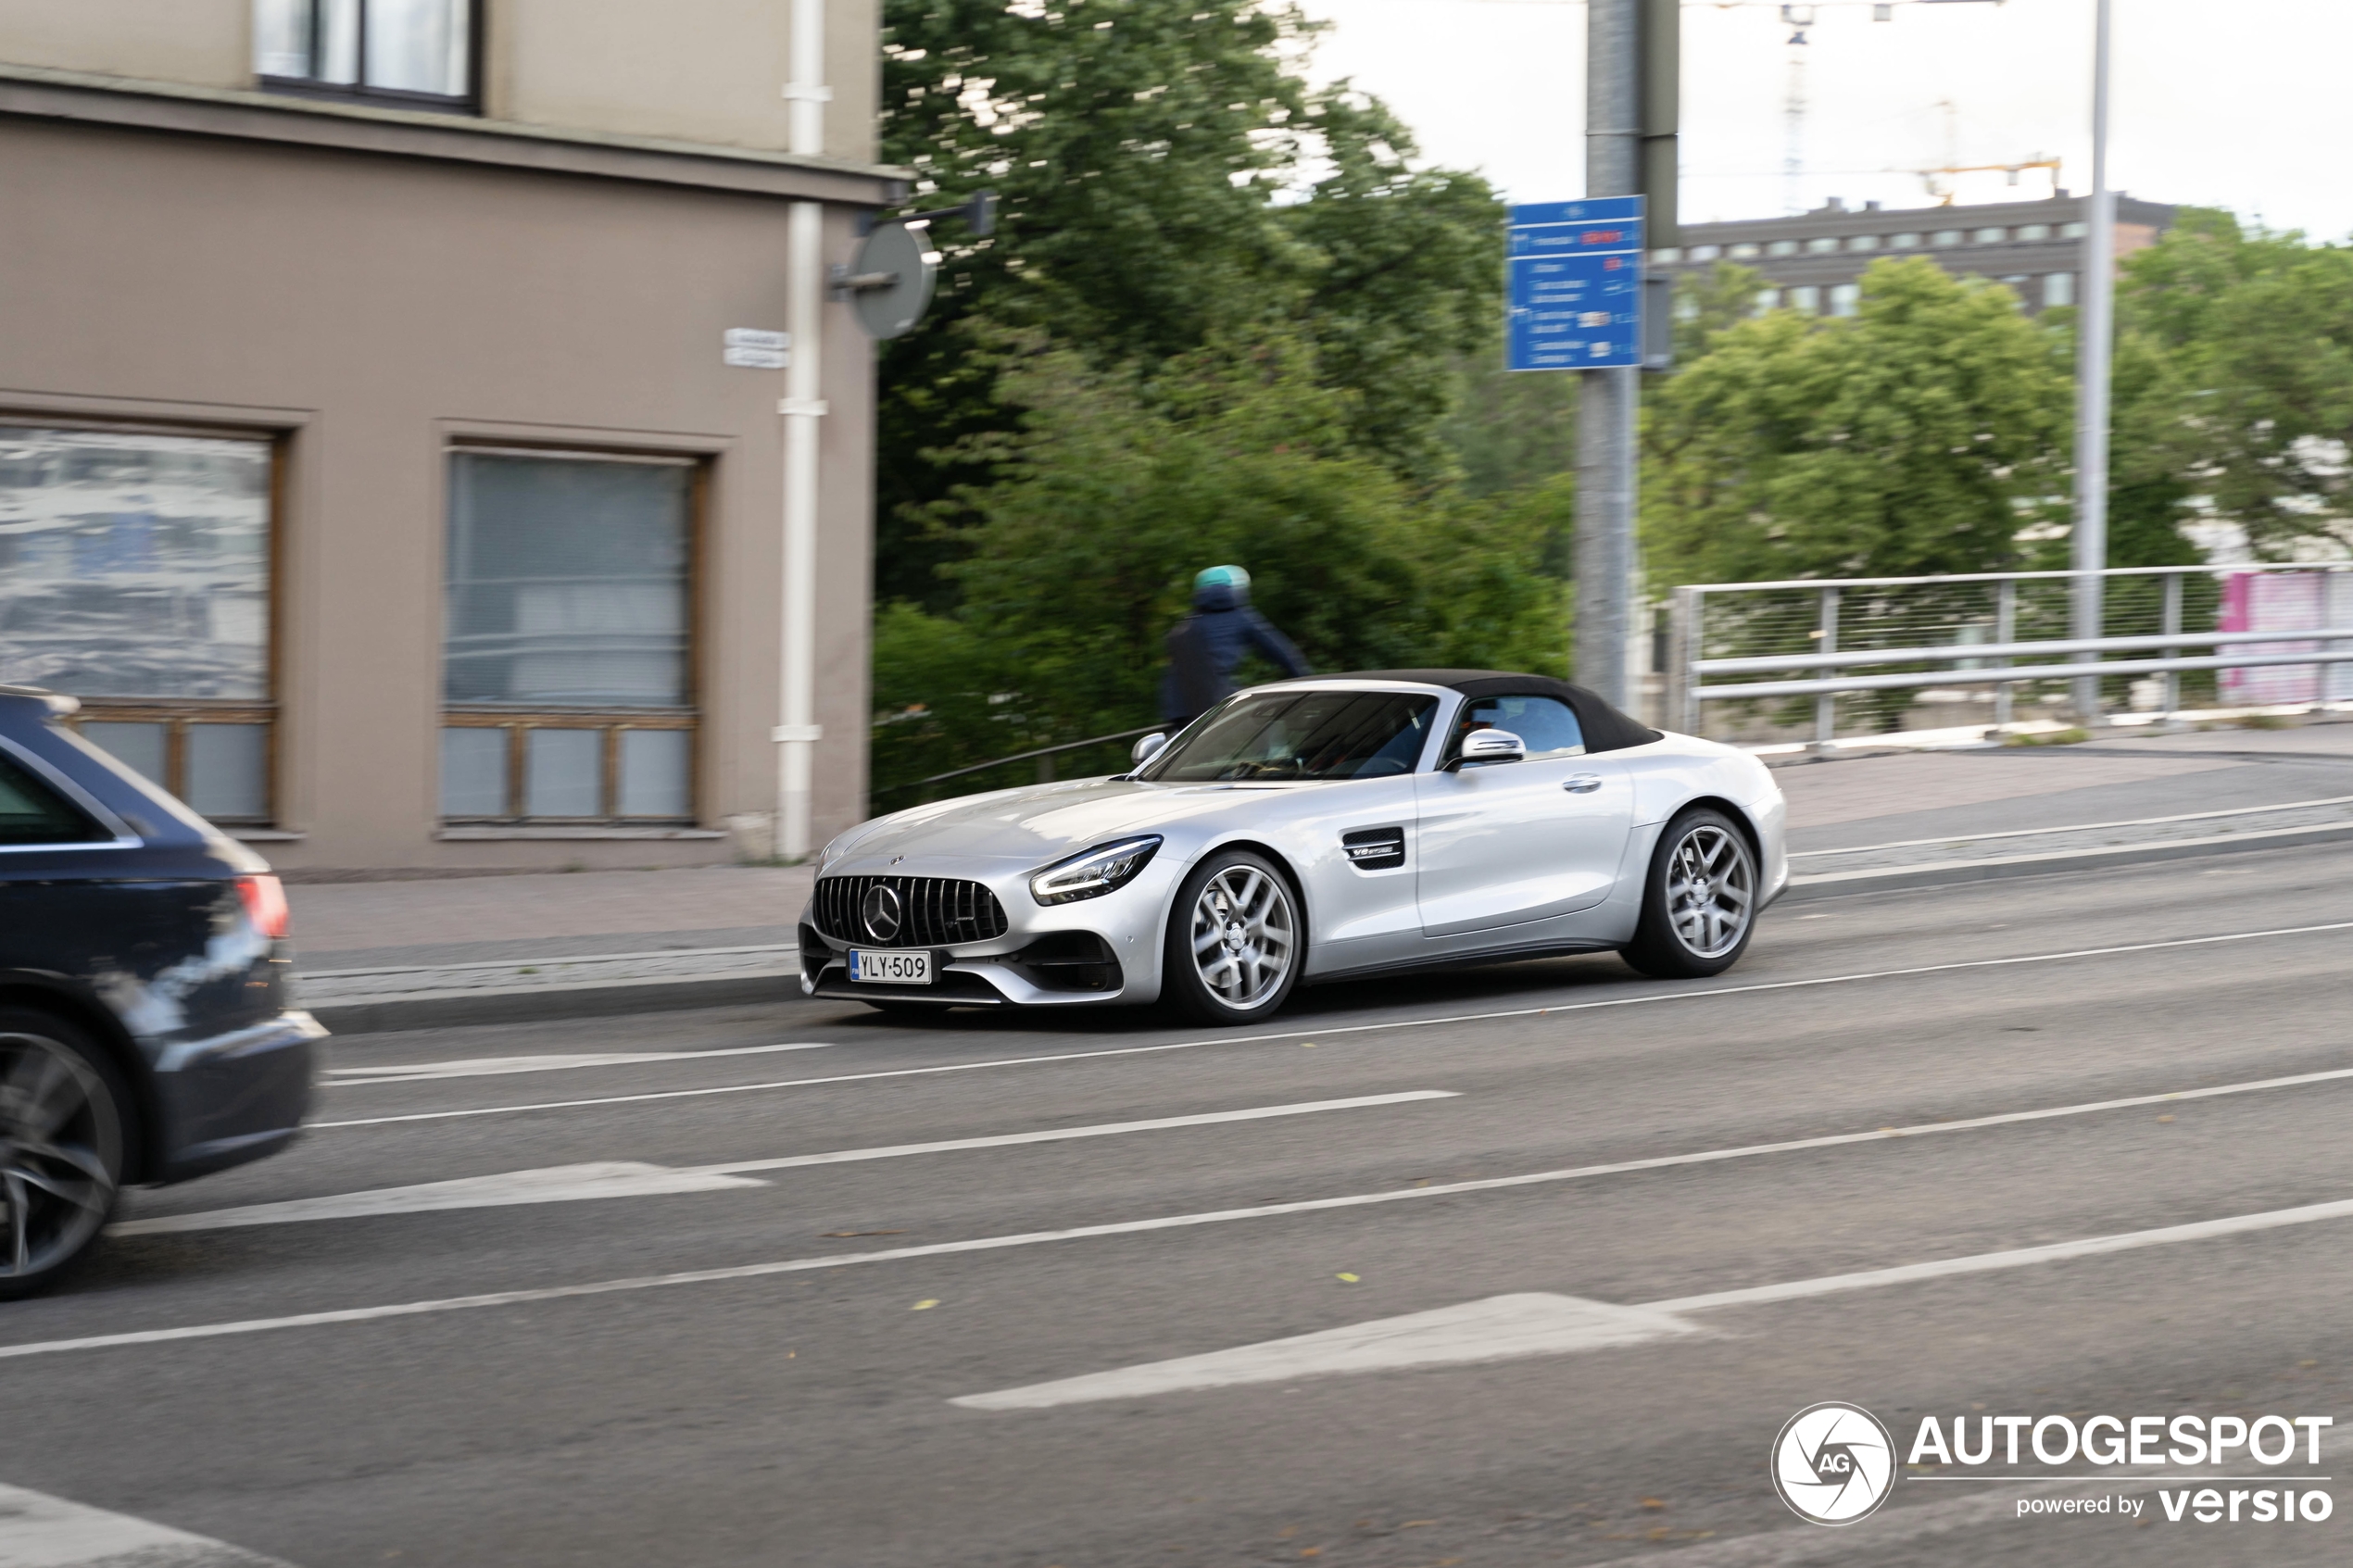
[812,874,1011,947]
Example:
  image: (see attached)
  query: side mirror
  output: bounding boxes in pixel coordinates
[1131,732,1168,765]
[1455,729,1527,769]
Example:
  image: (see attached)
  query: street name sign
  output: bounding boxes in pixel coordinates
[1506,196,1644,371]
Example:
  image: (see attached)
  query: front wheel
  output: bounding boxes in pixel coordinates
[0,1010,128,1300]
[1621,809,1759,980]
[1162,849,1304,1025]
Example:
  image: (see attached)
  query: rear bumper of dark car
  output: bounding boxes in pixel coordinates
[149,1010,327,1184]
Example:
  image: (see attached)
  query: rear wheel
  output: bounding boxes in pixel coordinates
[1621,809,1759,980]
[1162,849,1304,1025]
[0,1010,127,1299]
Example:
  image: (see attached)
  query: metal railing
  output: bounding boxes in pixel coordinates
[1667,563,2353,745]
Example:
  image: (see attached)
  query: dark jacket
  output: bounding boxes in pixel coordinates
[1161,582,1313,722]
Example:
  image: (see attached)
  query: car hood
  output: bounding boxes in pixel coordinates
[825,775,1314,870]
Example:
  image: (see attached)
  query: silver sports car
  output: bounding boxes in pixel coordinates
[800,670,1787,1023]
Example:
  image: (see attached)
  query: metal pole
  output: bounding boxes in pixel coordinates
[1813,586,1839,749]
[1679,587,1703,734]
[1993,576,2017,732]
[2161,570,2183,718]
[1576,0,1641,709]
[2070,0,2117,723]
[774,0,829,859]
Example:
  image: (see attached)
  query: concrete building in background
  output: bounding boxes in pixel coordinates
[0,0,901,872]
[1655,191,2178,317]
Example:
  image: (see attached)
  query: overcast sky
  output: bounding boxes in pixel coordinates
[1291,0,2353,239]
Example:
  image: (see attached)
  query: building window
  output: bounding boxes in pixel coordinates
[1788,285,1821,316]
[2016,223,2053,241]
[1890,232,1922,249]
[2043,271,2077,308]
[1805,236,1841,254]
[1828,282,1861,317]
[1931,230,1964,247]
[1752,287,1782,315]
[2000,274,2032,295]
[2060,220,2089,239]
[1651,246,1683,265]
[1972,227,2008,245]
[1767,239,1800,257]
[1848,234,1881,252]
[254,0,475,108]
[441,449,698,824]
[1729,242,1762,259]
[1689,244,1722,261]
[0,426,276,822]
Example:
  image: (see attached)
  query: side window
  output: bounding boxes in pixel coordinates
[1449,696,1586,761]
[0,752,103,846]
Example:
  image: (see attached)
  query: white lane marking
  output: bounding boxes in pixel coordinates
[323,1041,835,1085]
[1643,1198,2353,1314]
[23,1066,2353,1362]
[110,1093,1457,1236]
[307,918,2353,1129]
[950,1294,1701,1410]
[0,1482,293,1566]
[107,1162,769,1236]
[949,1198,2353,1409]
[26,1186,2353,1367]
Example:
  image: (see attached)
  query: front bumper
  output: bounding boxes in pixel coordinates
[149,1009,327,1184]
[799,856,1181,1007]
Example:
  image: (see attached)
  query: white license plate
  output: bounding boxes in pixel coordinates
[848,948,933,985]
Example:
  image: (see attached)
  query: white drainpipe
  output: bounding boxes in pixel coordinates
[774,0,831,859]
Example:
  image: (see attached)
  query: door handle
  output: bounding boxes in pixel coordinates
[1563,773,1603,794]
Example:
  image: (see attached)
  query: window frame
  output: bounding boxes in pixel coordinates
[256,0,484,114]
[0,417,285,826]
[437,444,707,828]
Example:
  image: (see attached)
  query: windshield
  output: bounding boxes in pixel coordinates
[1141,690,1438,783]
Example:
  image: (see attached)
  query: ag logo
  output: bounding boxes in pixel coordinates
[1770,1402,1895,1525]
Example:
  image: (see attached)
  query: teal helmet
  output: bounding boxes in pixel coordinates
[1193,564,1251,608]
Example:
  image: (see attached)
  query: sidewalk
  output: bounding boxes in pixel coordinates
[292,718,2353,1033]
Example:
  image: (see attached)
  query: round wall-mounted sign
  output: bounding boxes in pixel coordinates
[849,221,937,340]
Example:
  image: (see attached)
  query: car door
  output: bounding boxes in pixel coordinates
[1413,695,1633,939]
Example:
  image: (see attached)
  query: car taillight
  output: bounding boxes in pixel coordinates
[237,874,290,940]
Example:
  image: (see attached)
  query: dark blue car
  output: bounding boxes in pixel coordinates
[0,684,321,1296]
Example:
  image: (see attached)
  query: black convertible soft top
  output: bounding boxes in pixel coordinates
[1333,669,1664,755]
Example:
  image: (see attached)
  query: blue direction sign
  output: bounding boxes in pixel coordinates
[1506,195,1644,371]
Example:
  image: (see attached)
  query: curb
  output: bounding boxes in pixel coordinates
[308,970,800,1035]
[1780,818,2353,903]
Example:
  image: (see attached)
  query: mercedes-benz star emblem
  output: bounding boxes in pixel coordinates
[862,884,904,943]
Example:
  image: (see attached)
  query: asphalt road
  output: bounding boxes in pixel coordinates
[14,843,2353,1567]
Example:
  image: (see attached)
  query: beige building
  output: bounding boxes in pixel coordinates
[0,0,903,872]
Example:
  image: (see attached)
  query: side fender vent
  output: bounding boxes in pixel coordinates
[1341,826,1406,872]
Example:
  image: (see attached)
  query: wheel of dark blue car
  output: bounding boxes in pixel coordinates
[0,1010,127,1299]
[1162,849,1304,1024]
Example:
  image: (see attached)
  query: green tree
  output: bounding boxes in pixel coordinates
[1642,257,2072,588]
[2111,210,2353,559]
[870,334,1569,797]
[875,0,1503,604]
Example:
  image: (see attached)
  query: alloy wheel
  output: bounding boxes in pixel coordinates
[0,1030,120,1285]
[1665,823,1755,959]
[1189,864,1297,1009]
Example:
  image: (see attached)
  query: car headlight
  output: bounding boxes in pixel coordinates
[1030,835,1163,906]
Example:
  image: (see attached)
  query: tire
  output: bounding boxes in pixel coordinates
[1162,849,1305,1025]
[0,1008,129,1300]
[1621,808,1761,980]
